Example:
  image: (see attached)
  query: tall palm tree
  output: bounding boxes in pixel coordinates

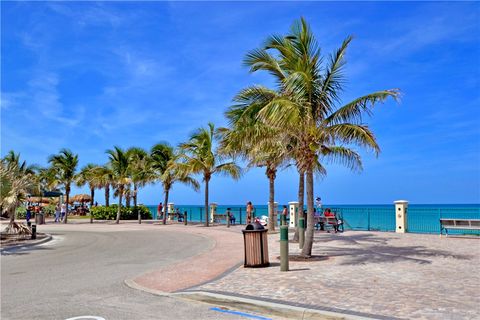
[222,104,289,231]
[239,18,399,256]
[76,164,97,206]
[127,148,153,205]
[179,123,241,227]
[151,143,200,224]
[106,146,130,224]
[48,149,79,224]
[96,165,113,207]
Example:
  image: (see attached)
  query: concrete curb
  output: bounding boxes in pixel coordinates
[125,278,377,320]
[174,291,377,320]
[0,234,52,253]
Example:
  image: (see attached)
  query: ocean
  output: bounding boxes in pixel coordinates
[145,204,480,234]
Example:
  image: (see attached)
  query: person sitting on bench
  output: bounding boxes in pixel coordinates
[227,208,235,225]
[323,208,339,232]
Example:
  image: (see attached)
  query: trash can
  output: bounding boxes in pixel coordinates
[35,213,45,225]
[242,222,269,268]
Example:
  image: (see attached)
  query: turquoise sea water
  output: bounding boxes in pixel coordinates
[146,204,480,234]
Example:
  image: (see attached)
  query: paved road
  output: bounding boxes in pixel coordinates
[1,226,248,320]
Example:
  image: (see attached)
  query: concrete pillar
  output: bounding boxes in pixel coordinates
[394,200,408,233]
[210,203,217,223]
[288,201,299,228]
[167,203,174,221]
[267,201,279,226]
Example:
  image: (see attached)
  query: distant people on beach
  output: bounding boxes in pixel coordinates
[246,201,254,224]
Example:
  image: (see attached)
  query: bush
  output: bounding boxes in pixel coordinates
[16,206,26,219]
[90,205,152,220]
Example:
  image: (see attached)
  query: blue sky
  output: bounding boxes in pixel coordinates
[2,1,479,205]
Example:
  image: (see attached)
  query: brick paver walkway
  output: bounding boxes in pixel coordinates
[195,230,480,319]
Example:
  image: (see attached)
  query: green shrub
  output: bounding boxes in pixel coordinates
[42,204,56,217]
[90,205,152,220]
[16,206,27,219]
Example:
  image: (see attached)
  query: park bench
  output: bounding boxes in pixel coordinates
[440,218,480,236]
[213,214,227,223]
[314,216,344,233]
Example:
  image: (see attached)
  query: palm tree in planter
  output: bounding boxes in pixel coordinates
[106,146,130,224]
[77,164,105,223]
[179,123,241,227]
[240,18,399,256]
[48,149,79,224]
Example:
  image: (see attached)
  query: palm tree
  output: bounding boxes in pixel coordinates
[222,104,289,231]
[239,18,399,256]
[96,165,113,207]
[1,156,37,234]
[48,149,79,224]
[127,147,155,223]
[106,146,130,224]
[77,164,96,206]
[151,143,200,224]
[179,123,241,227]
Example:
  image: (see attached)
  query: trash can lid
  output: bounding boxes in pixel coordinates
[245,221,265,231]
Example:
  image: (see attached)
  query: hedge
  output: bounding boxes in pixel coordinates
[90,205,152,220]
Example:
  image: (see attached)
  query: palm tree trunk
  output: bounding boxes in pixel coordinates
[301,166,314,257]
[64,187,70,224]
[116,186,123,224]
[204,177,209,227]
[90,186,95,224]
[133,184,138,207]
[126,187,131,208]
[90,186,95,207]
[267,167,276,232]
[9,207,15,223]
[162,188,169,225]
[105,184,110,207]
[293,170,304,242]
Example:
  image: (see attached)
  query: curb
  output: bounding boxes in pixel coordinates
[125,278,378,320]
[174,291,376,320]
[0,234,53,253]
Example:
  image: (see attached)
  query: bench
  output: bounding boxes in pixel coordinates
[314,216,344,233]
[440,218,480,236]
[213,214,227,223]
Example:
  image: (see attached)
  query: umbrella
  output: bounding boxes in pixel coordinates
[71,194,91,203]
[27,197,50,204]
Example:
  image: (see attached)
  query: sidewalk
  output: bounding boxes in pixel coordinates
[128,224,479,320]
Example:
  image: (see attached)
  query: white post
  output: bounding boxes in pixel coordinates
[268,201,279,226]
[210,203,217,223]
[394,200,408,233]
[288,201,299,228]
[167,203,174,221]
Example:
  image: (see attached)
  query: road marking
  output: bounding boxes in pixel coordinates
[210,307,272,320]
[65,316,105,320]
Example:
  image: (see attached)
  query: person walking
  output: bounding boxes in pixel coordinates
[281,205,288,226]
[157,202,163,220]
[25,206,32,224]
[55,204,61,223]
[61,203,66,222]
[246,201,254,224]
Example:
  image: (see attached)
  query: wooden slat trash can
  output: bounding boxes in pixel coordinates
[242,222,270,268]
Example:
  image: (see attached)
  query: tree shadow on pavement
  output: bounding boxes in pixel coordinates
[316,244,472,265]
[314,233,390,246]
[1,245,53,256]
